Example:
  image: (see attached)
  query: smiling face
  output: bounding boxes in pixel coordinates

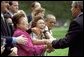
[47,19,56,30]
[17,17,29,31]
[36,19,45,29]
[12,12,29,31]
[45,14,56,30]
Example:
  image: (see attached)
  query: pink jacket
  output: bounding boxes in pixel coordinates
[13,29,46,56]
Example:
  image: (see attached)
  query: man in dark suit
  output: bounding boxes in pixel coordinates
[45,1,83,56]
[1,1,27,56]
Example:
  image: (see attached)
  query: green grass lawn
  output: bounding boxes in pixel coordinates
[47,26,69,56]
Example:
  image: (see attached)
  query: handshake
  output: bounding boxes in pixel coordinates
[43,38,55,53]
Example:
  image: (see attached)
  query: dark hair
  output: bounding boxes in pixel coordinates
[12,12,25,28]
[81,9,83,12]
[9,1,18,6]
[9,1,13,6]
[31,17,44,28]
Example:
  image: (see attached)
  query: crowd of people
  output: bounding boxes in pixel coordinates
[1,1,56,56]
[1,1,83,56]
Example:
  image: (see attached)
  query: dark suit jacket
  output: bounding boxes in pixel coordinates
[27,14,32,23]
[1,14,12,36]
[52,13,83,56]
[1,37,14,56]
[1,13,14,55]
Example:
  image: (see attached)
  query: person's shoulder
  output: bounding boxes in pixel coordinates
[74,14,83,26]
[13,29,24,37]
[32,27,40,31]
[74,13,83,21]
[31,27,41,35]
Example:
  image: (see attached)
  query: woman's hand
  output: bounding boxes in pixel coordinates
[16,35,28,45]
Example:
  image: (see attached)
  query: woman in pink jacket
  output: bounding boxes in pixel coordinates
[12,11,47,56]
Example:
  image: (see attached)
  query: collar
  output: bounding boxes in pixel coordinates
[77,12,83,17]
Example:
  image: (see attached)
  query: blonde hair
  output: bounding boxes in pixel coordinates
[34,7,45,16]
[31,1,41,9]
[45,14,56,21]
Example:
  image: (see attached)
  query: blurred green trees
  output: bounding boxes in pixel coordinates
[19,1,72,26]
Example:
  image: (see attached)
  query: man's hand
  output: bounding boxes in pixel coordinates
[46,48,55,53]
[43,39,55,53]
[9,47,18,56]
[6,18,12,24]
[16,35,28,45]
[1,45,5,54]
[43,39,53,49]
[45,38,56,48]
